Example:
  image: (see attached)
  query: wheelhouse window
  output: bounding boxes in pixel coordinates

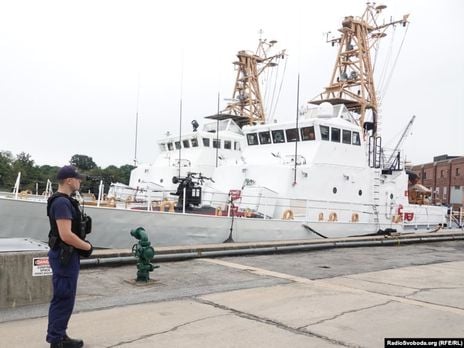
[213,139,221,149]
[342,130,351,144]
[320,126,330,141]
[259,131,271,144]
[191,138,198,147]
[285,128,300,142]
[202,138,210,147]
[234,141,241,151]
[182,139,190,148]
[175,141,181,150]
[352,131,361,145]
[167,142,174,151]
[271,130,285,143]
[331,128,341,142]
[224,140,232,149]
[247,133,259,146]
[301,126,315,141]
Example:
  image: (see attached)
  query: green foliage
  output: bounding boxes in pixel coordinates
[0,151,134,194]
[0,151,14,189]
[70,154,97,171]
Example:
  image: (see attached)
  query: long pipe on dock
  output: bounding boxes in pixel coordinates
[81,231,464,268]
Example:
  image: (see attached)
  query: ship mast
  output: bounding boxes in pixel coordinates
[209,38,286,127]
[311,3,409,135]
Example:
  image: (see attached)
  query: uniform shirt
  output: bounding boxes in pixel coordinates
[49,196,76,221]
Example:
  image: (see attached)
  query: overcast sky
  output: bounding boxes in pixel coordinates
[0,0,462,168]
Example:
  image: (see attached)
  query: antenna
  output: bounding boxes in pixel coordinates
[293,74,300,186]
[133,74,140,166]
[178,50,184,178]
[216,92,220,168]
[310,4,409,136]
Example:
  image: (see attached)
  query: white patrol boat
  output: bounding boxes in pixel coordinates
[0,5,451,248]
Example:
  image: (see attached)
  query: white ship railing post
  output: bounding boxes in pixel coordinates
[13,172,21,199]
[97,180,103,207]
[147,190,152,211]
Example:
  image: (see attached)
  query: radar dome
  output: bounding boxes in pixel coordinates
[318,102,334,118]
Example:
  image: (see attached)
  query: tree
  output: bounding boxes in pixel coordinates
[118,164,136,184]
[12,152,36,191]
[0,151,14,190]
[70,154,97,171]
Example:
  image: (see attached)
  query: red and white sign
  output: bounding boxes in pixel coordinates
[32,257,52,277]
[404,212,415,222]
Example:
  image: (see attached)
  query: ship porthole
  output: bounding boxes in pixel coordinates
[358,189,362,196]
[390,193,394,199]
[160,178,164,183]
[333,187,337,194]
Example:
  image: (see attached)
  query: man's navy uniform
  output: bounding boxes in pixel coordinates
[46,194,81,345]
[46,165,92,348]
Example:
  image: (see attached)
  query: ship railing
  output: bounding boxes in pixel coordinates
[200,188,376,222]
[449,208,463,229]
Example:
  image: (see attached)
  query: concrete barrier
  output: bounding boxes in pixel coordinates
[0,251,52,308]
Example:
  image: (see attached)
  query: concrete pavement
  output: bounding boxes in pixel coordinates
[1,241,463,347]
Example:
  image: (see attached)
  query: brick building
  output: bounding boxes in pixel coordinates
[409,155,464,207]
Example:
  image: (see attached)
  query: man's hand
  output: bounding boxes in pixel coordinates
[78,241,93,258]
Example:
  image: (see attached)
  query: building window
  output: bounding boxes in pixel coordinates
[167,142,174,151]
[191,138,198,147]
[285,128,300,142]
[440,170,444,178]
[352,131,361,145]
[213,139,221,149]
[202,138,210,147]
[342,130,351,144]
[247,133,259,145]
[259,131,272,144]
[234,141,241,151]
[224,140,232,149]
[456,168,461,176]
[175,141,181,150]
[271,130,285,143]
[182,140,190,148]
[320,126,330,141]
[331,128,341,142]
[301,126,315,141]
[423,172,427,179]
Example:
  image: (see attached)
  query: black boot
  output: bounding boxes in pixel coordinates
[50,335,84,348]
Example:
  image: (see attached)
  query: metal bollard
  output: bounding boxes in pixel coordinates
[130,227,159,282]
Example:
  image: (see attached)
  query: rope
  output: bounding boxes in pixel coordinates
[266,58,280,121]
[381,24,409,98]
[269,56,288,122]
[377,26,396,98]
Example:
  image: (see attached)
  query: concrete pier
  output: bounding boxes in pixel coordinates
[1,238,463,347]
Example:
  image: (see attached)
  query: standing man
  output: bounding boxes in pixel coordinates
[46,165,93,348]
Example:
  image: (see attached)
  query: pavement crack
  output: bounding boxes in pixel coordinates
[106,313,226,347]
[340,276,421,291]
[298,300,393,329]
[194,297,356,347]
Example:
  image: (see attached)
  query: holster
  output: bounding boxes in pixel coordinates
[59,244,74,266]
[48,235,58,249]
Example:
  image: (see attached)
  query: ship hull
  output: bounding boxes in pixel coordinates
[0,196,447,249]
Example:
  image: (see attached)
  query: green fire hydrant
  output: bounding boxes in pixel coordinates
[130,227,158,282]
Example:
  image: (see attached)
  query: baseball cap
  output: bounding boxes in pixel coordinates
[57,165,84,180]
